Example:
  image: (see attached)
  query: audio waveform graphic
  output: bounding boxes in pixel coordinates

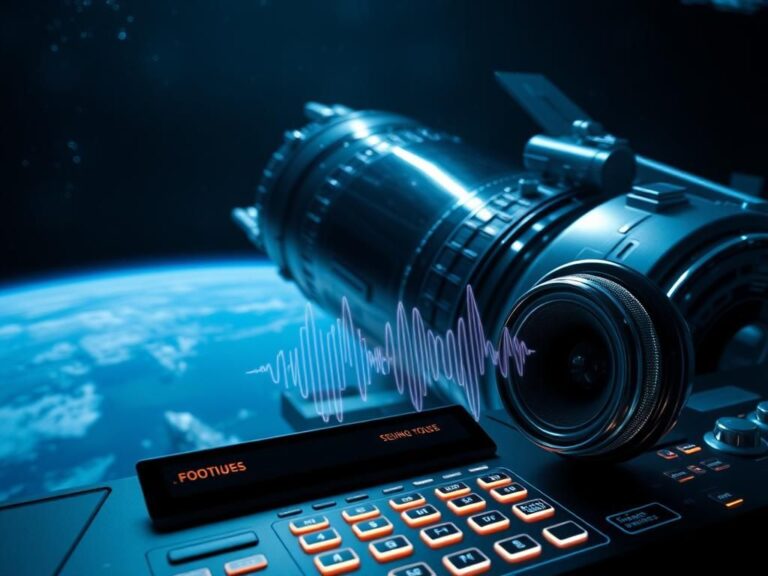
[249,286,534,423]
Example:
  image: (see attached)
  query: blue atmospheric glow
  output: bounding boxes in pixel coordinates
[0,259,317,502]
[0,258,269,298]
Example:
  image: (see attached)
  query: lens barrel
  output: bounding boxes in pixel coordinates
[498,261,692,460]
[239,101,767,460]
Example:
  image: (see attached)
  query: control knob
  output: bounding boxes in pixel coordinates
[704,416,768,456]
[748,401,768,432]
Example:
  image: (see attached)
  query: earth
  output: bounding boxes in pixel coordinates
[0,260,386,504]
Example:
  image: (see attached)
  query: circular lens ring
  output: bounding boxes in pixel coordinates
[570,273,661,456]
[497,260,692,461]
[508,292,629,441]
[501,275,659,457]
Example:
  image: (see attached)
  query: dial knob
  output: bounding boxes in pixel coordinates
[758,402,768,424]
[704,416,768,455]
[748,401,768,431]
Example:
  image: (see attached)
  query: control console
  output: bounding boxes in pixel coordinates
[0,365,766,575]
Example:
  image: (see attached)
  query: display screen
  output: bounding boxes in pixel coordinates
[137,405,496,529]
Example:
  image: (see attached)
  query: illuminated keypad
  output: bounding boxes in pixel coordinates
[442,547,491,576]
[447,493,486,516]
[389,493,426,511]
[435,482,471,500]
[420,522,463,549]
[467,510,510,535]
[276,468,605,576]
[369,535,414,562]
[542,521,589,549]
[489,483,527,504]
[477,472,512,490]
[402,504,442,528]
[223,554,268,575]
[298,528,341,554]
[494,534,542,564]
[352,516,394,541]
[388,562,435,576]
[512,499,555,523]
[313,548,360,576]
[341,503,380,523]
[289,515,330,535]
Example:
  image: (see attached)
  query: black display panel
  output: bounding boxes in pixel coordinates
[137,405,496,530]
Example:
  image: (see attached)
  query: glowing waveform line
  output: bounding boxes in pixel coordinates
[248,286,534,423]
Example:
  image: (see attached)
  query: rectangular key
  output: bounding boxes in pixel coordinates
[389,493,426,511]
[388,562,435,576]
[477,472,512,490]
[542,521,589,549]
[299,528,341,554]
[420,522,463,549]
[313,548,360,576]
[512,499,555,523]
[352,516,394,541]
[494,534,542,564]
[435,482,471,501]
[369,535,414,562]
[402,504,442,528]
[168,532,258,564]
[442,547,491,576]
[676,442,701,455]
[224,554,268,575]
[664,468,695,484]
[467,510,510,535]
[489,483,528,504]
[700,457,730,472]
[342,503,380,523]
[289,515,330,535]
[447,493,486,516]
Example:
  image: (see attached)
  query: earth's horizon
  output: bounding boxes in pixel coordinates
[0,259,338,504]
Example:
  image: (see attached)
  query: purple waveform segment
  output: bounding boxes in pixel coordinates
[249,286,534,423]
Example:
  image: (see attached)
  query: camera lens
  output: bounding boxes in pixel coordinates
[497,261,691,460]
[238,99,762,458]
[511,299,618,431]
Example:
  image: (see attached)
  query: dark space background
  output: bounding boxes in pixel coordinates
[1,0,766,282]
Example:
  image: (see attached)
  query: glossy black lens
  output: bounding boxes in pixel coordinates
[497,263,691,460]
[513,299,617,431]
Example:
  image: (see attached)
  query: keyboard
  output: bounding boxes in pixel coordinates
[271,466,609,576]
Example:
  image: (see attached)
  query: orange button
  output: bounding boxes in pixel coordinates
[223,553,268,575]
[369,535,414,563]
[420,522,463,549]
[541,521,589,549]
[477,472,512,490]
[289,515,330,535]
[313,548,360,576]
[677,443,702,455]
[467,511,510,535]
[352,517,394,541]
[447,493,486,516]
[490,483,528,504]
[512,499,555,523]
[342,503,380,523]
[298,528,341,554]
[435,482,471,501]
[494,534,542,564]
[389,493,426,511]
[442,547,491,576]
[401,505,442,528]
